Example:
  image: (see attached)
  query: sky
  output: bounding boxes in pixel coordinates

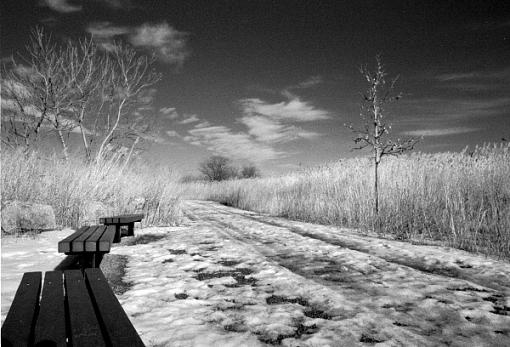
[1,0,510,175]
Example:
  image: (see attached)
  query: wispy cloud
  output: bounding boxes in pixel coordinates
[86,22,129,39]
[402,127,479,137]
[436,68,510,82]
[43,0,82,13]
[159,107,179,120]
[240,115,318,143]
[86,21,190,66]
[178,114,200,124]
[237,92,327,146]
[180,83,328,163]
[184,125,282,162]
[293,75,323,89]
[240,96,329,122]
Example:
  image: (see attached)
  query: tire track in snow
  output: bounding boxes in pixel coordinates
[190,200,510,293]
[181,200,510,344]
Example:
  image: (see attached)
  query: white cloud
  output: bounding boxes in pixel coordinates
[240,96,329,122]
[402,127,479,137]
[160,107,179,119]
[44,0,82,13]
[185,125,282,162]
[240,115,318,143]
[130,23,190,66]
[178,114,200,124]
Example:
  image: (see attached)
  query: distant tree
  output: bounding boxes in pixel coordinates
[240,164,260,178]
[199,155,237,181]
[346,56,418,219]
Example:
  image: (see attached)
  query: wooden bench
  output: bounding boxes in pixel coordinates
[1,269,144,347]
[58,225,116,268]
[99,214,144,242]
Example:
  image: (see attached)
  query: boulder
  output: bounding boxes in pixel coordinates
[1,201,57,233]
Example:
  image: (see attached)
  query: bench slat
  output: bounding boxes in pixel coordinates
[64,270,106,346]
[98,225,116,251]
[34,271,66,347]
[58,226,88,253]
[85,269,145,347]
[71,226,100,252]
[85,226,108,252]
[1,272,42,347]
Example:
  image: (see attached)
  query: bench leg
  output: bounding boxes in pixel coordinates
[80,253,104,269]
[127,222,134,237]
[92,253,104,268]
[114,225,122,243]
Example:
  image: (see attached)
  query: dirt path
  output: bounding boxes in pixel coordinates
[175,200,510,346]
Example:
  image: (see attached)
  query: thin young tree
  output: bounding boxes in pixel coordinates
[346,56,418,220]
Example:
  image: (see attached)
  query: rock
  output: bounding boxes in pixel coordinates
[1,201,57,233]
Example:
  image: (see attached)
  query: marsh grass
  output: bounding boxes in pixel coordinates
[1,149,182,229]
[180,143,510,259]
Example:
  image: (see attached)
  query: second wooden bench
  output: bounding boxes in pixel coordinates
[99,214,144,241]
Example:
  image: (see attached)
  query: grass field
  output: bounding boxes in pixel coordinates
[180,143,510,259]
[3,143,509,259]
[1,149,182,228]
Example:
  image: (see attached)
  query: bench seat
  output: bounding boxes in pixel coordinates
[58,225,116,268]
[1,269,144,347]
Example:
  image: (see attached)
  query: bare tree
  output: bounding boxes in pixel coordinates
[346,56,418,218]
[2,28,69,154]
[94,42,161,164]
[2,27,161,166]
[199,155,238,181]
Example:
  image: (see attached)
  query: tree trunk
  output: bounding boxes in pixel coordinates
[96,98,126,163]
[78,124,91,162]
[374,159,379,216]
[57,130,69,161]
[120,136,139,174]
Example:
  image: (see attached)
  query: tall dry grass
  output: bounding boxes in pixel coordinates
[1,149,182,229]
[180,143,510,258]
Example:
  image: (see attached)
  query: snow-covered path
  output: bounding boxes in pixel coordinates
[114,200,510,346]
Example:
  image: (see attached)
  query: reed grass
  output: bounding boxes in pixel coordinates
[1,149,182,229]
[180,143,510,259]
